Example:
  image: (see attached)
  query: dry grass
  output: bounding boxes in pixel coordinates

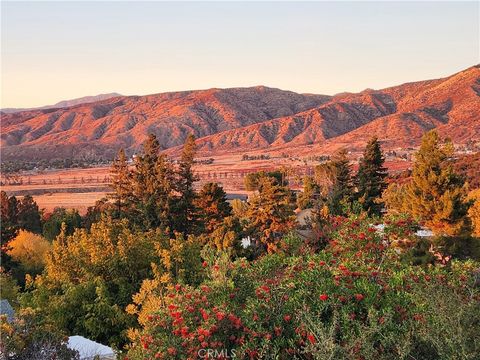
[30,192,108,214]
[2,156,413,214]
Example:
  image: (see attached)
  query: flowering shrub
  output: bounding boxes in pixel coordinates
[126,217,480,359]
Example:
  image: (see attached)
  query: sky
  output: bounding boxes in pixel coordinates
[1,1,479,108]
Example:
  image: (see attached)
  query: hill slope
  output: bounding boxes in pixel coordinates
[1,66,479,161]
[191,65,480,155]
[1,87,330,160]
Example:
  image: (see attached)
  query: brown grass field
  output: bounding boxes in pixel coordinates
[1,154,412,214]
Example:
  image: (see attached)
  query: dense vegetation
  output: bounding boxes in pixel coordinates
[1,131,479,359]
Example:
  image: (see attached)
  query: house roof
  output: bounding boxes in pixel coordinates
[67,336,115,360]
[0,299,15,323]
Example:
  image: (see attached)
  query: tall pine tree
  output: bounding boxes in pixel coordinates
[405,130,470,236]
[173,134,199,235]
[153,154,176,231]
[131,134,162,228]
[1,191,19,270]
[17,195,42,234]
[314,149,353,215]
[194,182,232,233]
[109,149,132,218]
[355,137,388,216]
[245,176,296,253]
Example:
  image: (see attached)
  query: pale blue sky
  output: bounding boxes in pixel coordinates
[1,1,479,108]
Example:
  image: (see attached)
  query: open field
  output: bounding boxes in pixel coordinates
[1,155,413,214]
[30,192,109,214]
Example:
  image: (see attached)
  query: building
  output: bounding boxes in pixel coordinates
[67,336,116,360]
[0,299,15,323]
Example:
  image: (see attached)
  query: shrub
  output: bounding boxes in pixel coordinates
[126,217,480,359]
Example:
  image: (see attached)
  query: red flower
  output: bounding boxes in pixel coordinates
[283,314,292,322]
[200,309,209,321]
[319,294,329,301]
[307,333,316,344]
[274,326,282,336]
[202,261,208,268]
[354,293,364,301]
[413,314,425,322]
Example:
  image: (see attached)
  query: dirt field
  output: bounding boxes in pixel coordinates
[30,192,108,214]
[1,155,412,214]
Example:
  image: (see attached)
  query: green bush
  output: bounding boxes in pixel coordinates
[126,217,480,359]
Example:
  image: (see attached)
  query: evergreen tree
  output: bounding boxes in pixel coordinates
[82,198,113,230]
[109,149,132,217]
[1,191,19,270]
[355,137,388,215]
[152,154,176,231]
[17,195,43,234]
[195,182,232,233]
[297,176,321,210]
[42,208,82,241]
[405,130,470,236]
[245,176,296,253]
[173,134,199,235]
[1,191,19,243]
[314,149,353,215]
[244,170,284,191]
[131,134,162,228]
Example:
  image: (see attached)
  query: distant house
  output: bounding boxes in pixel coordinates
[67,336,116,360]
[371,224,434,237]
[0,299,15,323]
[226,193,248,202]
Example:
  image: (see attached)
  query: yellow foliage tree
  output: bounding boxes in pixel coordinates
[7,230,51,273]
[468,189,480,237]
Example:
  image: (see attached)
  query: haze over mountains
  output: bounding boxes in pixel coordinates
[1,93,122,115]
[1,66,479,162]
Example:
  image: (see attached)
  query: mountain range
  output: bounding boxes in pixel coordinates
[1,66,479,162]
[1,93,122,114]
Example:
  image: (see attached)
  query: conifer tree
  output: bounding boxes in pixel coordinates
[153,154,176,230]
[297,176,321,210]
[195,182,232,233]
[355,137,388,216]
[109,149,132,217]
[173,134,199,235]
[1,191,19,269]
[245,176,296,253]
[131,134,163,228]
[315,149,353,215]
[17,195,42,234]
[405,130,470,236]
